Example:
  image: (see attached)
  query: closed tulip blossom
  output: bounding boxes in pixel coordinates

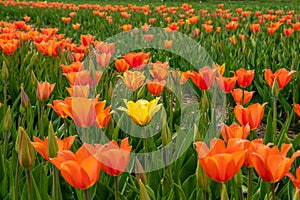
[221,123,250,142]
[264,68,296,90]
[231,89,255,105]
[194,138,247,183]
[216,75,237,93]
[121,70,145,91]
[250,143,300,183]
[118,97,162,126]
[234,103,267,130]
[189,66,217,90]
[235,68,255,88]
[115,58,130,73]
[122,52,150,69]
[146,79,166,96]
[95,138,132,176]
[36,81,56,101]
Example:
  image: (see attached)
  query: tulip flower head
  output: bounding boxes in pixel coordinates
[264,68,296,90]
[118,98,162,126]
[36,81,55,101]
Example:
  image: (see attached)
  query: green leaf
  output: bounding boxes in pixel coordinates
[264,109,274,143]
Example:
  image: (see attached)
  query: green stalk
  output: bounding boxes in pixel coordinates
[52,164,58,200]
[15,161,20,200]
[83,128,88,144]
[272,96,277,143]
[3,130,9,159]
[115,176,119,200]
[64,118,68,137]
[40,101,45,139]
[26,170,33,200]
[202,190,207,200]
[84,189,89,200]
[247,168,252,200]
[3,80,7,106]
[271,183,276,200]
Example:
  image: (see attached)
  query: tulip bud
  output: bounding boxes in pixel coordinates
[271,78,280,97]
[30,70,37,85]
[201,91,209,111]
[20,83,30,108]
[2,61,9,80]
[196,164,209,191]
[48,121,58,158]
[18,127,35,170]
[135,157,147,184]
[4,106,12,131]
[138,179,151,200]
[137,85,147,99]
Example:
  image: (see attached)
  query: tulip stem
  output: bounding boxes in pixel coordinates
[3,130,9,159]
[221,183,229,200]
[15,161,20,200]
[83,128,88,144]
[272,96,277,143]
[52,164,58,200]
[83,189,89,200]
[26,170,33,200]
[271,183,276,200]
[115,176,119,200]
[64,118,67,137]
[4,80,7,106]
[40,101,45,139]
[247,168,252,200]
[202,190,207,200]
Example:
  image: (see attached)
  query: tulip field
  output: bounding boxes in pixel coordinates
[1,0,300,199]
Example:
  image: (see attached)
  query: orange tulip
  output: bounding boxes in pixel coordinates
[69,12,76,18]
[32,135,76,161]
[287,167,300,195]
[61,61,83,74]
[121,70,145,91]
[146,79,166,96]
[122,24,132,32]
[80,34,94,46]
[150,61,169,80]
[61,17,71,23]
[72,23,81,30]
[96,52,112,67]
[231,89,255,105]
[243,139,265,167]
[122,52,150,69]
[94,41,115,55]
[229,35,237,45]
[194,138,246,182]
[115,58,130,73]
[51,144,100,190]
[235,68,255,88]
[47,99,71,118]
[250,24,260,33]
[95,138,132,176]
[234,103,267,130]
[24,15,30,22]
[95,101,112,128]
[66,85,90,98]
[189,66,216,90]
[164,40,173,49]
[216,76,237,93]
[221,123,250,142]
[36,81,55,101]
[72,53,85,62]
[284,28,293,37]
[264,68,296,90]
[294,103,300,117]
[250,143,300,183]
[64,70,102,86]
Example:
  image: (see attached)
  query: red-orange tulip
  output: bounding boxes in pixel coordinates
[122,24,132,32]
[194,138,247,183]
[294,103,300,117]
[95,138,132,176]
[72,23,81,30]
[231,89,255,105]
[80,34,94,46]
[47,99,72,118]
[264,68,296,90]
[221,123,250,142]
[284,28,293,37]
[146,79,166,96]
[216,76,237,93]
[287,167,300,195]
[189,66,216,90]
[32,135,76,161]
[64,70,102,86]
[115,58,130,73]
[235,68,255,88]
[36,81,55,101]
[122,52,150,69]
[250,24,260,33]
[61,61,83,74]
[51,144,100,190]
[250,143,300,183]
[234,103,267,130]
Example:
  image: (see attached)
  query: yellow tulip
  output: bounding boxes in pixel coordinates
[118,98,162,126]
